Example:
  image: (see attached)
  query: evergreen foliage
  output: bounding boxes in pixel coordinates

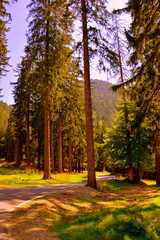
[0,100,12,158]
[103,99,154,174]
[125,0,160,184]
[0,0,17,78]
[0,100,12,135]
[1,0,158,184]
[108,0,159,182]
[0,0,10,78]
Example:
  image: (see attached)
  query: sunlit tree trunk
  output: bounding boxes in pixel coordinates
[154,127,160,185]
[43,0,51,179]
[81,0,96,189]
[43,93,51,179]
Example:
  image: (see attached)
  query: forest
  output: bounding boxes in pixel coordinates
[0,0,159,188]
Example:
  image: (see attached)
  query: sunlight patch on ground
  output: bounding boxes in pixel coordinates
[141,179,156,185]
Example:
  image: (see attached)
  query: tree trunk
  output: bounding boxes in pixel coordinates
[6,140,14,162]
[6,120,14,162]
[43,93,51,179]
[14,134,22,167]
[58,112,63,173]
[81,0,97,189]
[68,119,73,173]
[78,150,81,173]
[50,121,55,173]
[68,133,72,173]
[154,128,160,185]
[129,163,134,182]
[26,99,31,166]
[37,131,42,170]
[115,21,135,183]
[43,0,51,179]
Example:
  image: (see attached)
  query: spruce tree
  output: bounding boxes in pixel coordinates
[0,0,17,78]
[0,0,10,78]
[26,0,76,178]
[125,0,160,184]
[112,0,159,183]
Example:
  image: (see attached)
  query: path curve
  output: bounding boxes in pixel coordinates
[0,182,85,214]
[0,175,115,214]
[0,175,115,239]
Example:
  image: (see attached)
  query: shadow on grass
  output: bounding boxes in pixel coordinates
[97,180,134,192]
[8,182,160,240]
[0,163,25,175]
[50,203,160,240]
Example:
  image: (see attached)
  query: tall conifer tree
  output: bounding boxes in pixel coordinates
[0,0,10,78]
[81,0,97,189]
[125,0,160,184]
[26,0,75,178]
[0,0,17,78]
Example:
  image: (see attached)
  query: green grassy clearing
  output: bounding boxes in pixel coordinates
[0,162,110,187]
[0,162,88,187]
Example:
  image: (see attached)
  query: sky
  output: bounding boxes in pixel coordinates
[0,0,129,105]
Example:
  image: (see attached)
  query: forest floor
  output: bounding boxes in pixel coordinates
[5,180,160,240]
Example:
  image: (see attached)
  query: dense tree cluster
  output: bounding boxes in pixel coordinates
[0,0,159,186]
[107,0,160,183]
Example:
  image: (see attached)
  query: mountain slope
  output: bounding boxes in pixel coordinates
[91,80,120,125]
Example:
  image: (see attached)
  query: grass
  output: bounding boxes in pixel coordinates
[51,206,160,240]
[0,161,111,187]
[1,161,160,239]
[9,180,160,240]
[0,162,88,187]
[0,161,112,188]
[49,183,160,240]
[97,180,133,192]
[141,179,157,186]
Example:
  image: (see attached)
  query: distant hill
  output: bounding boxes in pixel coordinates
[0,101,12,135]
[0,81,119,135]
[91,80,120,126]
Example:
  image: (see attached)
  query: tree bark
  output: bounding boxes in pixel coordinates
[37,131,41,170]
[129,163,134,182]
[43,0,51,179]
[154,127,160,185]
[50,121,55,173]
[14,134,22,167]
[58,112,63,173]
[26,99,31,166]
[6,121,14,162]
[68,133,72,173]
[43,94,51,179]
[81,0,97,189]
